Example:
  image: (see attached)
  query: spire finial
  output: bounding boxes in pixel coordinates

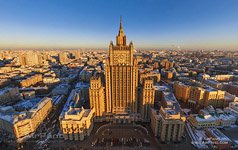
[120,16,123,29]
[116,16,126,45]
[118,16,124,36]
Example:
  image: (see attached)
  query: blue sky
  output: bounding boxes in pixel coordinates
[0,0,238,50]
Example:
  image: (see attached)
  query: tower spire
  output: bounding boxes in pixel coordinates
[116,16,126,46]
[120,16,123,30]
[118,16,124,36]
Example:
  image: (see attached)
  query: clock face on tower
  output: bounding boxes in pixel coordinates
[114,54,126,64]
[118,54,125,63]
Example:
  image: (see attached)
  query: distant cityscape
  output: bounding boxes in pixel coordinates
[0,18,238,150]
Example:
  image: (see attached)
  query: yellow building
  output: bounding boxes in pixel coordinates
[20,74,43,87]
[174,81,226,110]
[25,52,42,66]
[153,61,159,69]
[29,97,53,131]
[173,82,191,103]
[88,18,158,123]
[89,76,105,119]
[203,90,225,108]
[188,114,218,129]
[60,107,94,141]
[165,71,173,79]
[160,59,174,70]
[151,108,186,142]
[58,52,69,64]
[140,79,155,122]
[151,92,186,143]
[139,71,161,84]
[215,75,233,81]
[188,86,225,109]
[150,109,161,137]
[13,114,33,139]
[188,87,205,108]
[188,108,236,129]
[0,97,52,142]
[18,52,42,66]
[105,18,138,114]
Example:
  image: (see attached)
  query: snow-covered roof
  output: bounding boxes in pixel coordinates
[207,128,231,142]
[0,97,52,124]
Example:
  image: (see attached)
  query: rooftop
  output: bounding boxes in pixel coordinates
[162,91,181,113]
[0,97,51,124]
[0,87,16,95]
[154,85,170,91]
[75,82,90,89]
[14,98,42,111]
[63,107,92,121]
[207,128,231,142]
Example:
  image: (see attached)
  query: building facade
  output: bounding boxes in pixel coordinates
[160,59,174,70]
[89,76,105,119]
[188,108,236,129]
[151,107,186,143]
[174,82,226,110]
[60,107,94,141]
[150,92,186,143]
[173,82,190,103]
[0,97,52,142]
[105,18,138,114]
[20,74,43,87]
[140,79,155,122]
[0,87,21,105]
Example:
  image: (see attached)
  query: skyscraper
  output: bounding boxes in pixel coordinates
[105,17,138,114]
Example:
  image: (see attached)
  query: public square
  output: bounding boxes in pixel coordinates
[48,123,196,150]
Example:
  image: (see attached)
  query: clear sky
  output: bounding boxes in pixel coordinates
[0,0,238,50]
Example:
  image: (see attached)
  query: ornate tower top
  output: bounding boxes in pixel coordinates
[116,17,126,46]
[119,16,124,36]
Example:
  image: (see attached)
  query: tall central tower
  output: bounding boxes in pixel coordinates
[105,18,138,114]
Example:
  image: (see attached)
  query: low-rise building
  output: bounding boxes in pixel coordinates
[150,92,186,143]
[215,75,234,81]
[154,85,170,103]
[60,107,94,141]
[59,86,95,141]
[174,82,190,103]
[22,91,35,99]
[160,59,174,70]
[0,87,21,105]
[43,76,60,84]
[139,71,161,84]
[188,108,236,129]
[203,79,223,89]
[52,84,70,96]
[20,74,43,87]
[174,82,226,109]
[205,128,232,150]
[0,97,52,142]
[224,101,238,121]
